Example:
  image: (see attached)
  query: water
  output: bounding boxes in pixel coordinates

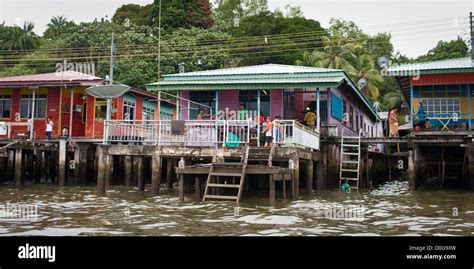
[0,181,473,236]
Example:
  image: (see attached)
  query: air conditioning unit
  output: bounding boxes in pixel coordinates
[73,105,82,113]
[405,115,411,123]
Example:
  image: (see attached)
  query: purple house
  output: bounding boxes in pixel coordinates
[147,64,381,140]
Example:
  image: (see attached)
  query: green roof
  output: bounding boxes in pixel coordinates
[147,64,378,119]
[386,57,474,75]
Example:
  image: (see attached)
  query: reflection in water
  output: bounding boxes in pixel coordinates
[0,181,473,236]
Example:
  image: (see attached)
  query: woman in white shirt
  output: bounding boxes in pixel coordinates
[45,117,54,140]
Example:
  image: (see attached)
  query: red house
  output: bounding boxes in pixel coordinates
[0,71,167,140]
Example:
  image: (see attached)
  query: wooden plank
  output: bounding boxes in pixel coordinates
[204,195,238,200]
[206,183,240,188]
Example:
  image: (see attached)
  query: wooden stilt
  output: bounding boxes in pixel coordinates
[194,177,201,201]
[58,139,66,187]
[124,156,132,187]
[179,174,184,203]
[166,158,174,192]
[14,148,22,188]
[269,174,275,204]
[73,148,80,184]
[305,160,313,194]
[97,147,106,194]
[151,153,162,195]
[137,157,144,191]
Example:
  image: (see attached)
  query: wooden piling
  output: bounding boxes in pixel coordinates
[132,156,139,186]
[58,139,66,187]
[137,157,144,191]
[7,150,14,181]
[291,157,300,198]
[151,153,161,195]
[79,149,88,184]
[194,177,200,201]
[408,150,415,191]
[97,147,106,194]
[124,156,132,187]
[34,150,42,183]
[166,158,174,192]
[14,148,22,188]
[178,174,184,203]
[73,148,80,184]
[305,160,313,194]
[105,154,112,191]
[269,174,275,204]
[469,144,474,189]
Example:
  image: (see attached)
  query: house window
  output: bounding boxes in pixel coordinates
[143,106,155,120]
[0,95,11,118]
[342,99,347,125]
[355,112,359,132]
[371,126,374,137]
[189,91,216,119]
[123,100,136,121]
[239,90,270,119]
[95,99,107,120]
[331,94,343,121]
[349,106,354,129]
[423,98,460,115]
[320,100,328,124]
[20,94,47,119]
[359,115,363,133]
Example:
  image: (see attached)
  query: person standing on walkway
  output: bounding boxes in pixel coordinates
[45,117,54,140]
[303,107,316,129]
[389,107,398,137]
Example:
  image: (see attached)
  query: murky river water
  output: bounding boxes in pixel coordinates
[0,181,473,236]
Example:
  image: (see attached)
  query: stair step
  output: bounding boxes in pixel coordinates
[343,144,359,147]
[207,183,240,188]
[212,162,245,167]
[210,172,243,177]
[341,177,359,181]
[341,168,359,172]
[342,161,359,164]
[204,195,239,200]
[342,152,359,156]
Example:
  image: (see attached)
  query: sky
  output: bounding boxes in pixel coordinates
[0,0,473,57]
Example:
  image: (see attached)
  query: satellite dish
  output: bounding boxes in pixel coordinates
[377,56,389,69]
[357,78,368,89]
[86,84,130,99]
[373,101,380,110]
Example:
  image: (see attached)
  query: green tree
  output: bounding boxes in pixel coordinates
[416,37,469,62]
[44,16,76,39]
[2,21,39,50]
[352,54,382,100]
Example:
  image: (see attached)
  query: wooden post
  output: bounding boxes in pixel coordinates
[132,156,139,186]
[97,147,106,194]
[79,149,88,184]
[124,156,132,187]
[178,174,184,203]
[58,139,66,187]
[469,143,474,189]
[14,148,22,188]
[105,154,112,191]
[408,149,415,191]
[166,158,174,192]
[73,148,80,184]
[305,160,313,194]
[151,153,162,195]
[7,150,14,181]
[317,146,328,190]
[194,177,201,201]
[34,150,42,183]
[137,157,144,191]
[291,157,300,198]
[269,174,275,204]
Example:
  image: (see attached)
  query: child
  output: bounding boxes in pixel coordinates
[262,116,273,147]
[341,179,351,193]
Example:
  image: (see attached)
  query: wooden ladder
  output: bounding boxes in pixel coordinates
[339,129,362,191]
[203,145,249,202]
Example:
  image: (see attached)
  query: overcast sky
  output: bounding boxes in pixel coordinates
[0,0,472,57]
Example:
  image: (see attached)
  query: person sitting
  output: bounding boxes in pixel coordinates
[341,179,351,193]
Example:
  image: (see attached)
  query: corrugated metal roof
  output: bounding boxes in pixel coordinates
[0,71,101,82]
[163,64,340,78]
[157,77,344,86]
[386,57,474,74]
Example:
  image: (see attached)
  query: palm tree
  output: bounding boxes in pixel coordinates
[382,91,404,111]
[352,54,382,100]
[3,21,38,50]
[296,34,359,74]
[46,16,68,38]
